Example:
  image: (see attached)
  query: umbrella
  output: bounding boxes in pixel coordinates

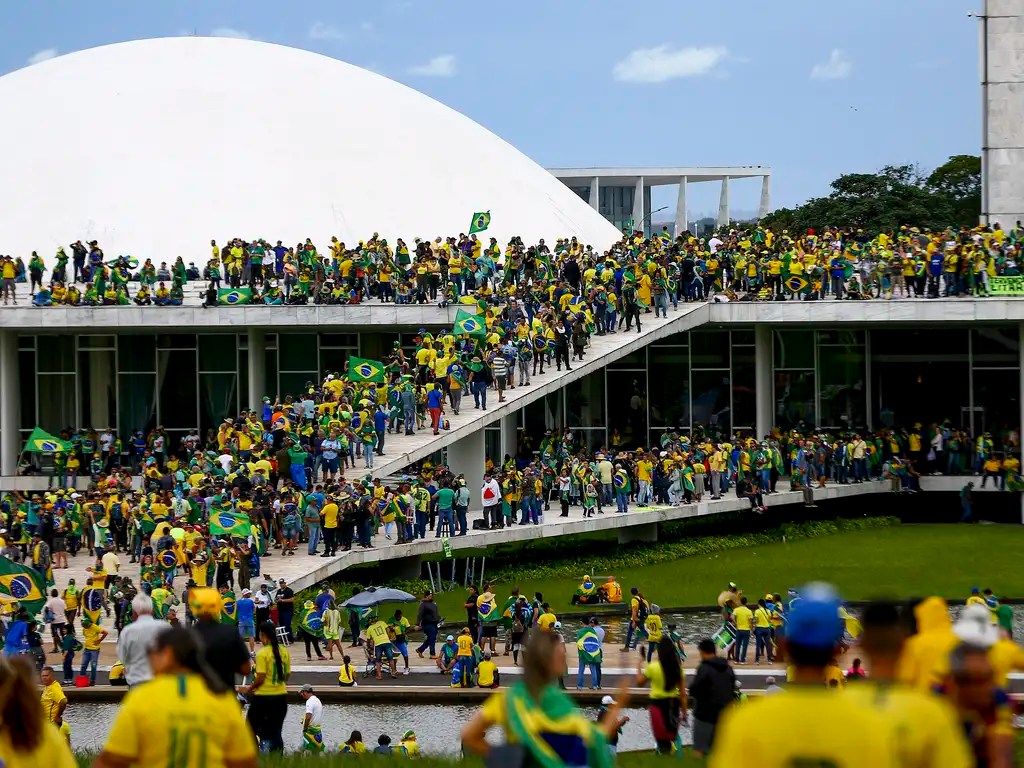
[341,587,417,608]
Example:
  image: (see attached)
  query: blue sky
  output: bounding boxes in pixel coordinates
[1,0,981,218]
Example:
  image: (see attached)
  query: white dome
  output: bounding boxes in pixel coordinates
[0,37,619,263]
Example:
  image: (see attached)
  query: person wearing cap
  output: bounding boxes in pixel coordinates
[596,694,629,755]
[398,730,419,757]
[299,684,326,753]
[237,588,256,654]
[710,583,900,768]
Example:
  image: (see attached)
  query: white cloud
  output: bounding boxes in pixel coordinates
[26,48,57,65]
[210,27,253,40]
[612,44,728,83]
[308,21,345,41]
[408,54,456,77]
[810,49,852,80]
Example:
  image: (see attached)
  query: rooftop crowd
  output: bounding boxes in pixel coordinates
[4,220,1024,309]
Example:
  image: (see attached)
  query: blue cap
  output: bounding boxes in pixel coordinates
[971,587,980,594]
[785,583,843,650]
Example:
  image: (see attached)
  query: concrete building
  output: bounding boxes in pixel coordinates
[549,167,772,236]
[981,0,1024,226]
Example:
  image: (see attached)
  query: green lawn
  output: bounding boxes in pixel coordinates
[419,524,1024,619]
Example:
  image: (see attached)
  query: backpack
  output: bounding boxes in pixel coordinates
[635,596,650,623]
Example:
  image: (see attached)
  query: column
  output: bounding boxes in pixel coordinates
[0,330,19,476]
[247,329,266,413]
[758,175,772,220]
[618,522,658,545]
[447,428,485,511]
[674,176,688,235]
[717,177,731,228]
[589,177,600,211]
[500,412,518,462]
[632,176,644,233]
[755,325,772,440]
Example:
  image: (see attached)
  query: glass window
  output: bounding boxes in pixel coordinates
[199,335,238,372]
[78,335,116,349]
[522,393,565,442]
[773,330,814,369]
[319,348,351,380]
[118,373,156,437]
[817,330,865,346]
[691,369,731,437]
[870,329,967,359]
[652,331,690,347]
[972,369,1020,442]
[18,350,35,431]
[265,350,278,400]
[731,347,756,430]
[200,373,238,433]
[608,349,646,369]
[37,336,75,373]
[690,330,728,368]
[238,349,249,411]
[18,336,35,351]
[818,347,866,429]
[566,371,605,428]
[37,375,76,432]
[156,334,197,349]
[157,349,198,428]
[278,334,318,372]
[78,351,117,430]
[320,333,359,348]
[648,348,689,431]
[606,370,646,449]
[774,371,816,429]
[873,360,968,430]
[484,427,501,467]
[731,329,755,346]
[575,429,608,455]
[971,327,1018,366]
[278,372,317,400]
[118,335,156,372]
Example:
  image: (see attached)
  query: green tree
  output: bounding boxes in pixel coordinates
[926,154,981,225]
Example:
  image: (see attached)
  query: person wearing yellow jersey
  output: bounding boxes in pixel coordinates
[242,623,291,753]
[95,626,257,768]
[753,598,774,664]
[0,656,76,768]
[39,666,67,728]
[367,618,397,680]
[536,603,557,632]
[636,636,687,754]
[898,596,958,692]
[476,650,499,688]
[731,596,753,664]
[846,602,973,768]
[337,654,357,686]
[710,585,899,768]
[643,604,663,662]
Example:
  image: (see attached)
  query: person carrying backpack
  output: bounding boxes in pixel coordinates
[622,587,650,651]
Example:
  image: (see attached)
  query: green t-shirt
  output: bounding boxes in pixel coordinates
[434,487,456,510]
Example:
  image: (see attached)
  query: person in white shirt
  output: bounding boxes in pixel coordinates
[480,474,502,530]
[44,589,67,653]
[217,451,234,474]
[117,594,167,687]
[253,582,273,628]
[299,684,325,751]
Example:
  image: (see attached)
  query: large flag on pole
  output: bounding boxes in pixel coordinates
[347,356,386,384]
[468,211,491,235]
[453,309,486,338]
[209,510,252,539]
[0,559,46,614]
[23,427,70,453]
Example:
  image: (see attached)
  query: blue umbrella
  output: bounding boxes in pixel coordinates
[340,586,417,608]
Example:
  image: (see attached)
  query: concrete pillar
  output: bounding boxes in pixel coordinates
[717,177,730,228]
[618,522,658,545]
[247,329,266,413]
[391,554,423,580]
[674,176,688,235]
[447,428,485,511]
[589,177,600,211]
[0,330,19,476]
[758,175,772,220]
[632,176,644,233]
[500,412,518,462]
[755,325,772,440]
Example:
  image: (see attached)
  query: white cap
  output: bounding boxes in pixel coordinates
[600,695,615,706]
[446,635,454,641]
[70,493,80,498]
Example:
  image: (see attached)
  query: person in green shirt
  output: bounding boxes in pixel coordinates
[432,484,456,538]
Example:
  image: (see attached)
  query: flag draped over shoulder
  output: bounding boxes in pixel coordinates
[221,590,237,624]
[217,287,252,305]
[504,681,612,768]
[209,510,251,539]
[453,309,486,338]
[300,602,324,638]
[80,586,104,625]
[347,356,386,384]
[477,593,500,623]
[469,211,491,235]
[0,559,46,614]
[24,427,70,454]
[576,626,603,664]
[613,469,632,494]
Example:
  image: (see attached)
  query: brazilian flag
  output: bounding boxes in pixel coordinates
[300,603,324,638]
[613,470,632,494]
[0,559,46,614]
[453,309,486,338]
[217,287,252,305]
[477,593,500,623]
[221,590,237,625]
[567,296,586,314]
[209,509,251,539]
[533,336,549,352]
[24,426,70,454]
[81,586,105,626]
[348,355,386,384]
[784,275,809,294]
[576,626,603,664]
[468,210,491,235]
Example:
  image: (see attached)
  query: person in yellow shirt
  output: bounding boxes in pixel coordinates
[95,625,258,768]
[753,598,775,664]
[988,629,1024,688]
[0,656,76,768]
[710,585,899,768]
[731,596,753,664]
[240,623,291,751]
[536,603,557,632]
[476,650,499,688]
[644,604,663,662]
[39,666,67,727]
[898,596,958,692]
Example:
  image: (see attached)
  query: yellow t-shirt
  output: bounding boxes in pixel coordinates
[644,614,663,643]
[753,606,772,629]
[732,605,753,631]
[457,635,474,657]
[254,645,291,695]
[988,638,1024,688]
[338,661,356,685]
[709,688,898,768]
[0,721,75,768]
[536,612,557,631]
[367,620,392,648]
[83,623,103,651]
[477,659,498,687]
[636,460,653,482]
[644,659,678,699]
[322,502,339,529]
[103,674,257,767]
[41,680,67,723]
[845,682,972,768]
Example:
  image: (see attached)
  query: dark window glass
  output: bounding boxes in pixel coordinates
[18,351,35,430]
[319,333,359,348]
[157,349,197,428]
[118,335,156,372]
[971,328,1018,365]
[648,348,689,430]
[198,335,238,372]
[156,334,197,349]
[690,330,728,368]
[606,370,646,449]
[566,371,605,428]
[972,369,1021,444]
[278,334,318,372]
[870,328,967,359]
[608,349,646,369]
[774,370,816,429]
[873,360,968,430]
[731,329,755,346]
[819,347,866,429]
[200,373,239,433]
[278,372,317,401]
[78,335,116,349]
[732,347,756,430]
[691,369,731,437]
[37,336,74,373]
[118,373,156,437]
[78,350,117,431]
[816,330,865,346]
[773,331,814,369]
[37,375,76,432]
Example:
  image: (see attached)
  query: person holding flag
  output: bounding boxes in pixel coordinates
[576,618,603,690]
[613,463,632,514]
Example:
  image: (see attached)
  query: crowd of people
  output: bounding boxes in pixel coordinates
[5,221,1024,309]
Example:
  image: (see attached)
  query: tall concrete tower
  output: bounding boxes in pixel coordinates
[981,0,1024,226]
